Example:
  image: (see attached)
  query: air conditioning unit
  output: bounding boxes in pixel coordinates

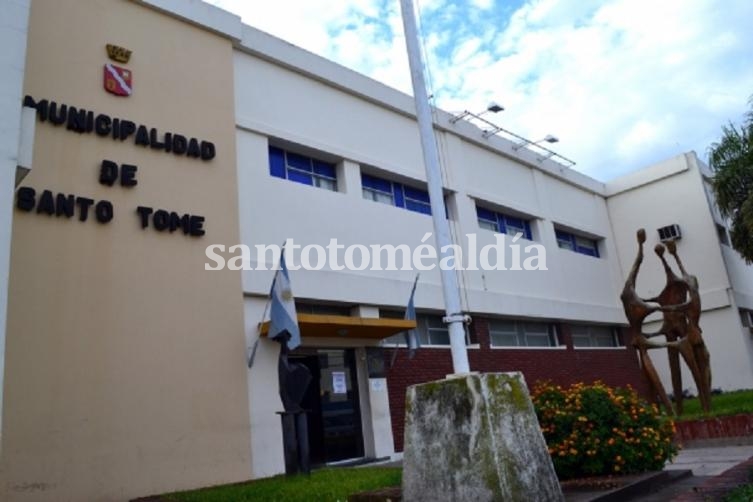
[657,224,681,242]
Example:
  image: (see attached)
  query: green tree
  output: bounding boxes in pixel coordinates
[709,97,753,262]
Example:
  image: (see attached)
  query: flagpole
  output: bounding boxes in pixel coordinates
[399,0,470,374]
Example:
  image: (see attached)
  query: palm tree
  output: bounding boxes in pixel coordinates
[709,97,753,262]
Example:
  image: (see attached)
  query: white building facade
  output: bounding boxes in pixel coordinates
[230,10,753,477]
[229,12,753,477]
[232,15,632,477]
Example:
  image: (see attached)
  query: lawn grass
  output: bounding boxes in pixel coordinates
[724,482,753,502]
[157,467,401,502]
[678,389,753,420]
[722,467,753,502]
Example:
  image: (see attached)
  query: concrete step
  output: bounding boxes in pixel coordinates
[603,470,697,502]
[564,470,695,502]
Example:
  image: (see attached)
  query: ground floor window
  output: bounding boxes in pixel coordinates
[381,313,477,346]
[295,302,352,316]
[488,320,558,347]
[571,324,620,347]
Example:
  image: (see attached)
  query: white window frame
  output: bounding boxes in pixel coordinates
[571,324,621,349]
[313,172,337,191]
[382,314,478,348]
[362,186,394,205]
[488,320,560,348]
[478,217,499,232]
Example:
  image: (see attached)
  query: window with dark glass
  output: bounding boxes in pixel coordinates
[739,309,753,328]
[476,205,533,239]
[361,173,432,215]
[269,146,337,191]
[295,302,352,316]
[716,224,730,246]
[555,229,600,257]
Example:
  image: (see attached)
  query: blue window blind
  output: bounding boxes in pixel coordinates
[268,146,337,191]
[403,185,431,215]
[476,205,532,239]
[361,173,433,216]
[555,229,600,257]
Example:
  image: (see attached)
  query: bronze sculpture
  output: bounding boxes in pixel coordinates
[621,229,712,415]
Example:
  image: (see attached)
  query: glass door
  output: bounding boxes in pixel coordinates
[317,349,364,463]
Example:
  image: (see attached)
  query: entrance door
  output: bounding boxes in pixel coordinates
[293,348,364,465]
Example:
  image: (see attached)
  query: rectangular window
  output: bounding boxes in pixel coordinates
[717,224,730,246]
[362,173,432,216]
[739,309,753,327]
[362,174,395,205]
[269,146,337,191]
[295,302,352,316]
[382,314,477,347]
[489,320,558,347]
[476,205,533,239]
[555,229,600,257]
[421,316,450,345]
[383,315,448,346]
[571,324,620,347]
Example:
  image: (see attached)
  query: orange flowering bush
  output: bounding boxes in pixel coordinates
[531,381,677,480]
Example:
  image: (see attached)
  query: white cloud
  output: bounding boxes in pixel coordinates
[208,0,753,180]
[469,0,494,9]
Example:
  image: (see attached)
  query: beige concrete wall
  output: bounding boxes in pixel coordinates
[0,1,251,500]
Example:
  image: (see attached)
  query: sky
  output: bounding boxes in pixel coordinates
[207,0,753,181]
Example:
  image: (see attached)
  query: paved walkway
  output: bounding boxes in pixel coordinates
[623,444,753,501]
[665,444,753,476]
[565,443,753,501]
[380,443,753,501]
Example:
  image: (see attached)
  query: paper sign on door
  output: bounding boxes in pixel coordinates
[332,371,347,394]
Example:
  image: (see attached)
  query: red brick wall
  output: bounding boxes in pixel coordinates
[386,317,650,452]
[675,414,753,442]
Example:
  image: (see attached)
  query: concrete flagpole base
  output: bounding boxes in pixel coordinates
[402,372,563,501]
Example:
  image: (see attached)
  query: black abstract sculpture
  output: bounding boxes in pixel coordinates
[276,337,312,412]
[272,332,312,475]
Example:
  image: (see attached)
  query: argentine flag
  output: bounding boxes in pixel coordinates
[269,251,301,351]
[404,274,421,358]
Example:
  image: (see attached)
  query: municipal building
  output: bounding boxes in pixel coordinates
[1,1,753,500]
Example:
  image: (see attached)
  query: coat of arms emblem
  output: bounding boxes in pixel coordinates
[103,63,132,97]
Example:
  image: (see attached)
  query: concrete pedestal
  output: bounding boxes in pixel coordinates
[402,372,563,501]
